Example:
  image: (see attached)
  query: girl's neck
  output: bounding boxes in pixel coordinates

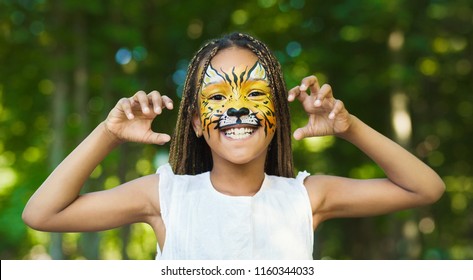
[209,158,266,197]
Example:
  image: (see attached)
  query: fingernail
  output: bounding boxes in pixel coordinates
[127,113,134,119]
[329,112,335,119]
[143,107,150,113]
[314,99,321,106]
[300,84,307,91]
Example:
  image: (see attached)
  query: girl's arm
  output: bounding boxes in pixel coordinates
[288,76,445,227]
[22,91,173,232]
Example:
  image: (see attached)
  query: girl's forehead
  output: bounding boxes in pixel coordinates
[210,47,258,72]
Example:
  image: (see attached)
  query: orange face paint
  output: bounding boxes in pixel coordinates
[199,61,276,138]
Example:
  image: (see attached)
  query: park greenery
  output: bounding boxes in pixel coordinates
[1,0,472,259]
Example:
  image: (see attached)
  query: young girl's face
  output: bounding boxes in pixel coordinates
[194,47,276,165]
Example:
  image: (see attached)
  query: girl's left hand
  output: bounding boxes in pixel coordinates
[288,75,352,140]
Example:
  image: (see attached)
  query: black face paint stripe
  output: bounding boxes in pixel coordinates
[222,70,236,92]
[231,67,239,88]
[239,66,248,88]
[246,62,258,81]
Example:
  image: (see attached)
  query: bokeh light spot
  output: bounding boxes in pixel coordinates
[432,37,449,53]
[419,217,435,234]
[450,37,467,52]
[38,79,54,95]
[0,151,16,166]
[258,0,277,8]
[104,176,121,190]
[30,20,44,35]
[0,167,17,195]
[136,159,152,175]
[122,59,138,74]
[403,220,419,239]
[388,30,404,51]
[340,26,363,42]
[286,41,302,57]
[115,48,132,65]
[419,58,439,76]
[187,19,203,39]
[232,10,248,25]
[172,69,187,86]
[451,193,467,213]
[292,61,309,77]
[302,136,335,153]
[10,11,25,25]
[153,151,169,169]
[427,4,449,19]
[349,163,383,179]
[23,146,42,163]
[290,0,305,9]
[132,46,147,61]
[90,164,102,179]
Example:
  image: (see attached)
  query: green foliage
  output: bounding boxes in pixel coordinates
[1,0,472,259]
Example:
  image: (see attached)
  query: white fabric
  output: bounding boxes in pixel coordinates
[155,163,313,260]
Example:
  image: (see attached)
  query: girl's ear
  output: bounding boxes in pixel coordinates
[192,114,203,138]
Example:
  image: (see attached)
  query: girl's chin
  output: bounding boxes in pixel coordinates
[211,146,270,166]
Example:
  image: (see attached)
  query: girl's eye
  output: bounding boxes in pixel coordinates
[248,91,264,97]
[209,94,226,101]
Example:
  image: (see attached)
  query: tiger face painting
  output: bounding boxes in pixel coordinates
[199,60,276,140]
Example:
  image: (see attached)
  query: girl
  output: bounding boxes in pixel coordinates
[22,33,445,259]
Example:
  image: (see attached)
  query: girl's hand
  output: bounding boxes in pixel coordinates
[288,76,351,140]
[104,90,173,145]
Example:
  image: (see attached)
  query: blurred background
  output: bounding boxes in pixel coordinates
[0,0,472,260]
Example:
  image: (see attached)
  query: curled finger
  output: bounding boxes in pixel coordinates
[119,97,134,119]
[288,86,301,102]
[149,90,163,114]
[133,91,152,115]
[314,84,333,107]
[300,75,319,94]
[329,99,344,119]
[161,95,174,110]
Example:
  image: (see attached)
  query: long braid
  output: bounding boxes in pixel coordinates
[169,32,294,177]
[170,40,219,174]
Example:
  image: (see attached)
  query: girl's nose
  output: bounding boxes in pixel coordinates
[227,107,250,118]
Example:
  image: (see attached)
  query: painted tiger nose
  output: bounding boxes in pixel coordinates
[227,107,250,118]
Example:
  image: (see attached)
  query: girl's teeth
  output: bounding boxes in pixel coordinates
[224,128,254,140]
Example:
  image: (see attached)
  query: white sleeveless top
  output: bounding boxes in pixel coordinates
[155,163,313,260]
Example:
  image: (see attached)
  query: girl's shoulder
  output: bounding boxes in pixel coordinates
[156,163,209,193]
[267,169,311,186]
[157,161,204,178]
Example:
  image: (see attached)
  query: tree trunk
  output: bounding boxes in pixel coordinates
[72,11,100,260]
[388,28,420,259]
[48,0,68,260]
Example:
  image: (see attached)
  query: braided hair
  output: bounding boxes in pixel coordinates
[169,32,294,178]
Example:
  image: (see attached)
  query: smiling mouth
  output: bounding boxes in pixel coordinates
[222,126,256,140]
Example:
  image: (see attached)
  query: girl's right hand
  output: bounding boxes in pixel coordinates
[104,90,174,145]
